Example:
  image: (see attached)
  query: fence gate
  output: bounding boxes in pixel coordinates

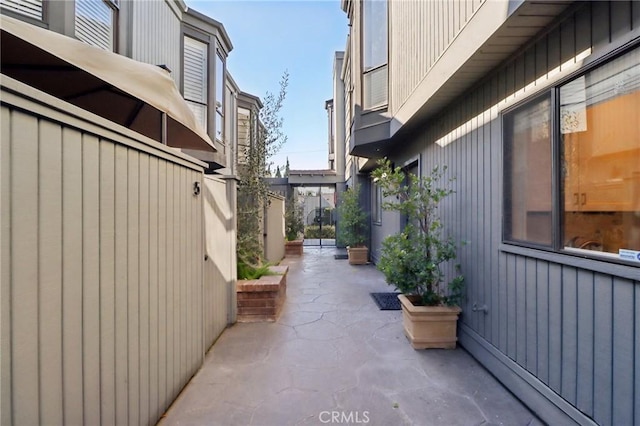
[297,186,336,247]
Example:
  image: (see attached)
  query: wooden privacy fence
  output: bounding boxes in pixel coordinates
[203,176,237,349]
[1,77,235,426]
[264,193,285,264]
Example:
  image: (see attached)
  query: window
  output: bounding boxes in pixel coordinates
[75,0,118,51]
[183,36,208,131]
[1,0,43,20]
[362,0,387,109]
[372,181,381,224]
[215,51,224,142]
[504,47,640,262]
[561,48,640,258]
[236,107,251,164]
[504,95,552,246]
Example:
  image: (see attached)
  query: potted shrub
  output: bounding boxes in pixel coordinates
[337,184,369,264]
[284,190,304,255]
[371,159,464,349]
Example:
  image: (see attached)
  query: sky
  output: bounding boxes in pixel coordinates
[184,0,349,172]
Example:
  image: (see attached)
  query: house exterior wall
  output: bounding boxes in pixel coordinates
[130,0,184,86]
[333,52,346,182]
[1,77,207,426]
[366,2,640,425]
[388,0,483,116]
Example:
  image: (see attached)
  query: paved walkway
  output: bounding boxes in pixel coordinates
[159,248,540,426]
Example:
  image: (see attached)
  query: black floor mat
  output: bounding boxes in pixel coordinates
[334,254,348,260]
[370,292,401,310]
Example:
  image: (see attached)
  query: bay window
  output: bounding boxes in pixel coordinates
[0,0,43,21]
[75,0,118,51]
[504,47,640,263]
[183,35,208,131]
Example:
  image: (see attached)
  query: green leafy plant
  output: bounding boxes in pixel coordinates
[304,225,335,239]
[237,261,275,280]
[284,190,304,241]
[337,184,368,247]
[371,158,464,306]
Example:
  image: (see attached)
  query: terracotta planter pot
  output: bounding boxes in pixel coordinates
[398,294,461,349]
[347,246,368,265]
[284,239,303,256]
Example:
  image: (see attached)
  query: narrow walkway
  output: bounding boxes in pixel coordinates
[159,248,539,426]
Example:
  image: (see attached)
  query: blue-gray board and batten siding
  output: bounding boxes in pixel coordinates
[372,2,640,425]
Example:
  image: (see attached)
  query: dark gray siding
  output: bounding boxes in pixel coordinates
[378,2,640,425]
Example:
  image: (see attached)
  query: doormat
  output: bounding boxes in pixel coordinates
[370,292,401,310]
[334,253,348,260]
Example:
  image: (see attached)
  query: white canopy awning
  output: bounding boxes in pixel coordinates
[0,14,215,152]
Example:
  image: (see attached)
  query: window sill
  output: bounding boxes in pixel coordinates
[499,243,639,281]
[362,104,388,115]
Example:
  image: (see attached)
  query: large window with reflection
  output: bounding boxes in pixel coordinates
[503,47,640,263]
[362,0,387,110]
[560,48,640,258]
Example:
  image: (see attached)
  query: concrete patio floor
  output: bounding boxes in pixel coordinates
[159,248,540,426]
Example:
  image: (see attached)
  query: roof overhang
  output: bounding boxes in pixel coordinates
[350,0,574,158]
[288,170,340,186]
[238,91,263,109]
[390,0,574,140]
[183,7,233,56]
[0,14,215,153]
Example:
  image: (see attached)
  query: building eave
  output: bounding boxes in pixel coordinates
[183,7,234,55]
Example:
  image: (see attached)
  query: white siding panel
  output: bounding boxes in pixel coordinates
[10,110,40,426]
[131,0,182,85]
[114,144,129,425]
[1,106,12,426]
[99,140,116,426]
[62,127,84,425]
[127,149,141,426]
[38,120,64,426]
[82,133,101,426]
[148,156,160,421]
[138,152,150,425]
[157,159,168,410]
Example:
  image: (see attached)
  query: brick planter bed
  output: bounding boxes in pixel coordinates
[284,240,303,256]
[236,265,288,322]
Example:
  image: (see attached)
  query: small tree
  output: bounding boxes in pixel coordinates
[337,184,368,247]
[371,158,464,306]
[275,166,282,178]
[284,190,304,241]
[237,71,289,269]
